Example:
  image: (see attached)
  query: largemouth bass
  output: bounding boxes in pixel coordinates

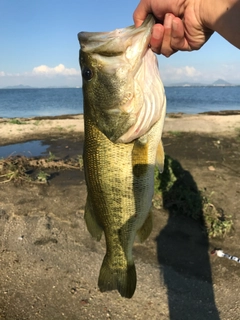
[78,15,166,298]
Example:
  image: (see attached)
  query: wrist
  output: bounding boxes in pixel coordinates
[199,0,240,48]
[199,0,239,31]
[198,0,215,30]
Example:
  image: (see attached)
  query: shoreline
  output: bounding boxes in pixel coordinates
[0,113,240,146]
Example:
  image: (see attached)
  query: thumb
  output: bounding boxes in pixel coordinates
[133,0,150,27]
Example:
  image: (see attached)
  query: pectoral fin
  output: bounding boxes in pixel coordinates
[84,196,103,241]
[132,138,149,177]
[156,140,165,173]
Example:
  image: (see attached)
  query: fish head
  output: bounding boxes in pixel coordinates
[78,15,166,142]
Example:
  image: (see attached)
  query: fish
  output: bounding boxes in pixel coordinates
[78,14,166,299]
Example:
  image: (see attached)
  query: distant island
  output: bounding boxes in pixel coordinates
[212,79,232,86]
[0,85,79,89]
[165,78,237,87]
[1,79,239,89]
[3,84,34,89]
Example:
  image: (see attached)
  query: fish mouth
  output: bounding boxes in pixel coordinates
[78,15,166,144]
[78,14,155,62]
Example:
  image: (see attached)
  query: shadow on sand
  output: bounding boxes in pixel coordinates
[155,156,220,320]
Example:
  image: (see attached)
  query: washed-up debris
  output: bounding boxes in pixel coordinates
[0,155,83,184]
[211,249,240,264]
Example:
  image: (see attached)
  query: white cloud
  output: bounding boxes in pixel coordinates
[32,64,80,76]
[0,64,82,88]
[159,58,240,85]
[184,66,199,77]
[162,66,201,79]
[1,61,239,87]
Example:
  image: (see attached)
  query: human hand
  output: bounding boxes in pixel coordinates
[133,0,213,56]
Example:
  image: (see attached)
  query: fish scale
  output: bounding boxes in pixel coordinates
[83,115,163,298]
[78,14,166,298]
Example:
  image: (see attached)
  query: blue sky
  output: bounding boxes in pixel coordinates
[0,0,239,88]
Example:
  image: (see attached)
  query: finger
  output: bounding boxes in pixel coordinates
[133,0,150,27]
[150,24,164,54]
[160,13,176,57]
[171,17,191,51]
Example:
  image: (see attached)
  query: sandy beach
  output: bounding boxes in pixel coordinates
[0,113,240,320]
[0,113,240,146]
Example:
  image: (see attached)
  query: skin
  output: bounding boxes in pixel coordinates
[133,0,240,57]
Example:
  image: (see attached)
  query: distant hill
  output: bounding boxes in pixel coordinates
[165,82,205,87]
[3,84,34,89]
[212,79,232,86]
[1,85,79,89]
[165,79,235,87]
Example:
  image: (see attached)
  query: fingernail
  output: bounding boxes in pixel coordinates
[164,13,172,28]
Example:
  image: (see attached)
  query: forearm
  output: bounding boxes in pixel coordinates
[200,0,240,48]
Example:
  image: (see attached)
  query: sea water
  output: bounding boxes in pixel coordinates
[0,86,239,118]
[0,88,83,118]
[0,140,49,158]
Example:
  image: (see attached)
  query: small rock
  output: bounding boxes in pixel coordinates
[208,166,215,171]
[0,209,9,220]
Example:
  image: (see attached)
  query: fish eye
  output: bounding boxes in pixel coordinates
[82,67,93,81]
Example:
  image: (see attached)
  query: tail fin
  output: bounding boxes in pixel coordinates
[98,255,136,299]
